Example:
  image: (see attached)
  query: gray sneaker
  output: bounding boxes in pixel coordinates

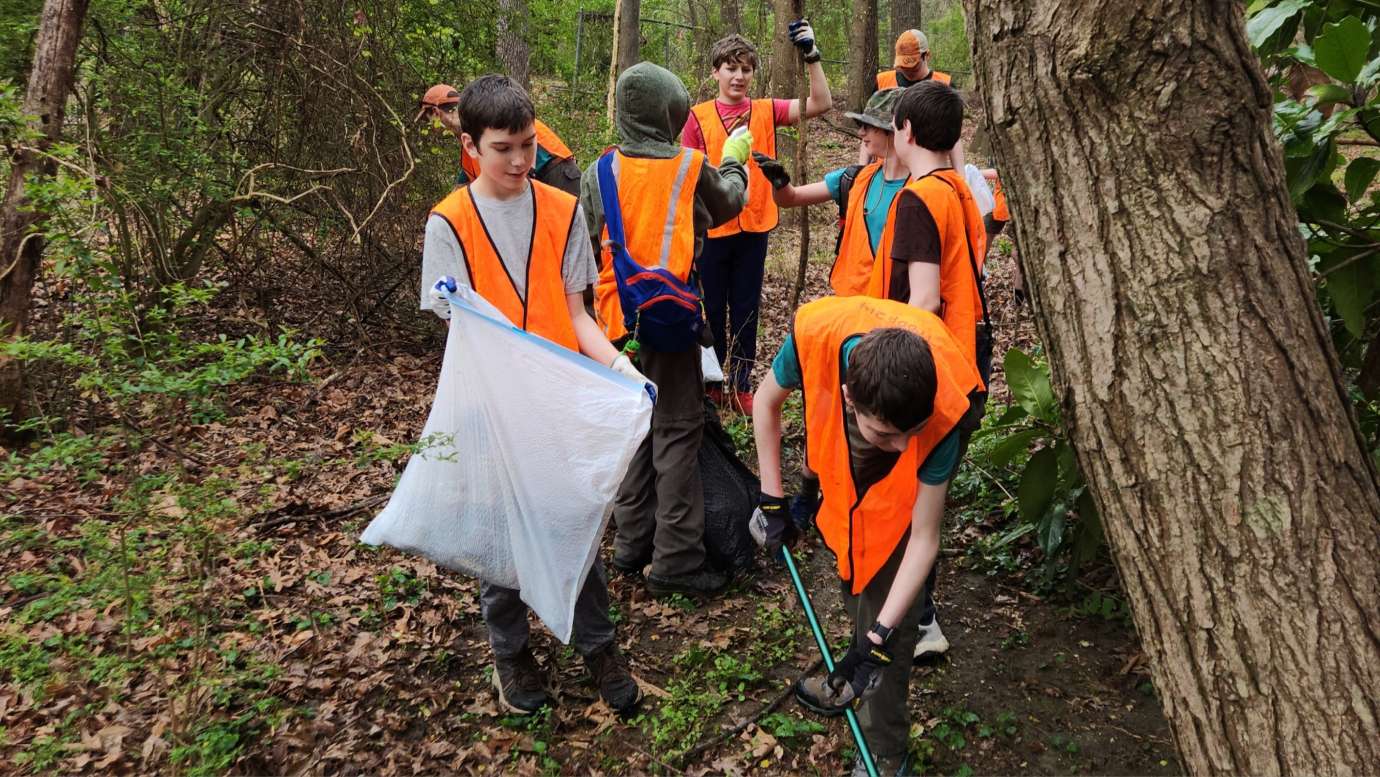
[851,752,911,777]
[913,616,950,659]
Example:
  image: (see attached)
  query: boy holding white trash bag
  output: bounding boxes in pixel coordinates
[361,75,649,716]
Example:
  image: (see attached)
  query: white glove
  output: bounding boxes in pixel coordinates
[610,353,649,382]
[429,276,456,320]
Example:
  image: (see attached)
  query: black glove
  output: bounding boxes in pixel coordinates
[788,19,822,64]
[752,151,791,190]
[750,492,798,559]
[828,635,893,706]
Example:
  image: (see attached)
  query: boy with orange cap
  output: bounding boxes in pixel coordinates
[860,30,964,169]
[418,82,583,195]
[682,24,833,412]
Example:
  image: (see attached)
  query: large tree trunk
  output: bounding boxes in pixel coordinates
[965,0,1380,773]
[0,0,90,439]
[496,0,530,90]
[848,0,879,111]
[890,0,921,41]
[606,0,640,123]
[768,0,796,97]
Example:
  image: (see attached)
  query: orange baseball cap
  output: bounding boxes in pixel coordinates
[415,83,460,121]
[894,30,930,69]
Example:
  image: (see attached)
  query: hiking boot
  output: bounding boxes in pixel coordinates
[794,672,852,718]
[851,752,912,777]
[491,647,549,714]
[610,551,651,577]
[584,642,642,715]
[645,566,728,597]
[913,615,950,659]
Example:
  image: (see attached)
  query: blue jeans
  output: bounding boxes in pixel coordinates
[699,231,770,392]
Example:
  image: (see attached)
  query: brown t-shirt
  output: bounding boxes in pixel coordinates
[885,189,942,303]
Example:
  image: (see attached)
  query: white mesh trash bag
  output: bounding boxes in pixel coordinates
[701,345,724,384]
[964,164,996,217]
[361,284,653,642]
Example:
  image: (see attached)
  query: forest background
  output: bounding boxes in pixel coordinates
[1,0,1378,773]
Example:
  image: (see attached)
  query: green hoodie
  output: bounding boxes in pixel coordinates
[581,62,748,259]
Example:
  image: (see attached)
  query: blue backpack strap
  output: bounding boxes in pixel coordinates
[596,150,627,251]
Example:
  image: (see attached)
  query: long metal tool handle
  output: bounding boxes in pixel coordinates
[781,547,880,777]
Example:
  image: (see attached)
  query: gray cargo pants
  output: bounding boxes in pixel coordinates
[841,533,927,767]
[480,560,616,658]
[611,344,707,577]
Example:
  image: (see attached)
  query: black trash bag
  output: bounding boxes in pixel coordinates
[700,399,759,573]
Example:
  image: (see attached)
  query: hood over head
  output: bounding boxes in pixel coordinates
[615,62,690,156]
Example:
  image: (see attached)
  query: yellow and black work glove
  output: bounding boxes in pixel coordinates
[752,152,791,190]
[749,493,798,560]
[828,635,893,706]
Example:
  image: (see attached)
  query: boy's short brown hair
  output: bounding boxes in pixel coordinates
[709,34,760,70]
[459,74,536,145]
[893,81,964,152]
[845,328,937,431]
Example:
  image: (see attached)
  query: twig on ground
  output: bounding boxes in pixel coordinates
[678,656,825,766]
[253,492,389,533]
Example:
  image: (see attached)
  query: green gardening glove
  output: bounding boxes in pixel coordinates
[721,126,755,165]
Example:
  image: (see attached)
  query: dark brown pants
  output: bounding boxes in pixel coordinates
[611,344,706,577]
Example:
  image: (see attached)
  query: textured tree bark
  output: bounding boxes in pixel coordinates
[0,0,90,439]
[890,0,921,42]
[768,0,797,97]
[496,0,530,90]
[721,0,742,34]
[848,0,879,111]
[606,0,640,123]
[965,1,1380,773]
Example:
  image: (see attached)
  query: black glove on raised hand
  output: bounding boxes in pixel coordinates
[749,492,798,559]
[788,19,822,64]
[828,636,892,705]
[752,151,791,190]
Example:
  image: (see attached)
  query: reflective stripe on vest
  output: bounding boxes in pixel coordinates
[459,119,574,182]
[867,169,987,386]
[430,180,581,351]
[595,149,706,341]
[794,296,978,594]
[830,162,886,297]
[875,69,951,90]
[692,99,779,237]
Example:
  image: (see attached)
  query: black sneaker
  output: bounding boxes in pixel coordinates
[492,647,549,714]
[646,566,728,596]
[584,642,642,715]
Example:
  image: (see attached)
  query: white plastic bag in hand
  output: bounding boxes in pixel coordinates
[701,346,725,384]
[360,285,653,642]
[964,164,996,217]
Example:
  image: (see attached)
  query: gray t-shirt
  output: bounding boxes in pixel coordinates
[420,182,598,315]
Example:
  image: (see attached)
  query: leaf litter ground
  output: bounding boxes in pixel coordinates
[0,111,1180,775]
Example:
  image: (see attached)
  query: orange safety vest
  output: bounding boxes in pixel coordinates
[831,162,892,297]
[595,149,706,341]
[992,179,1009,222]
[875,69,952,90]
[794,296,978,594]
[868,168,987,384]
[431,180,581,351]
[691,99,778,237]
[459,120,575,183]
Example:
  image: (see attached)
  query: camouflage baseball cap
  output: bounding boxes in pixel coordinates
[844,88,902,132]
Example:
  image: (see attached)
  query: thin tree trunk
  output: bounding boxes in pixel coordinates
[496,0,530,90]
[768,0,796,97]
[606,0,641,124]
[722,0,742,34]
[789,0,810,310]
[0,0,91,438]
[891,0,921,42]
[965,0,1380,773]
[848,0,879,111]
